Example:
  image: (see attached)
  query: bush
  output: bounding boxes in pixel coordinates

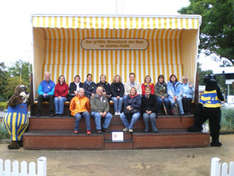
[0,101,7,111]
[0,121,9,139]
[221,107,234,132]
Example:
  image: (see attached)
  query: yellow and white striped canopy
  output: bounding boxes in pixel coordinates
[32,15,201,30]
[32,15,201,95]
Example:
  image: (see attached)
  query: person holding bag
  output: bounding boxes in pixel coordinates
[120,87,141,133]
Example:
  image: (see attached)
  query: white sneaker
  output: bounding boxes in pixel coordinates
[115,112,118,115]
[123,128,128,132]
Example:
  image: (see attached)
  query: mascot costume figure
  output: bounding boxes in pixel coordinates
[188,74,224,147]
[3,85,30,149]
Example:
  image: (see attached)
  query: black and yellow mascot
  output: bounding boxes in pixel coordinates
[3,85,30,149]
[188,74,224,147]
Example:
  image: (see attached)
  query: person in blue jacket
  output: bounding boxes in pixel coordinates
[37,72,55,116]
[167,74,184,115]
[120,87,141,133]
[181,77,194,114]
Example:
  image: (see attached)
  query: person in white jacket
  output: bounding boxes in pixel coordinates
[124,72,142,95]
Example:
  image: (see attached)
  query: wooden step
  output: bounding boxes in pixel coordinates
[28,115,195,131]
[23,130,210,150]
[23,131,104,150]
[133,131,210,149]
[104,140,133,150]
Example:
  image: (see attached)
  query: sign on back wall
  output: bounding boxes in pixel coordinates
[81,39,148,50]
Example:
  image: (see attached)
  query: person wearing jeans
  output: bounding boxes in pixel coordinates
[142,87,158,133]
[90,86,113,133]
[91,112,112,132]
[37,72,55,117]
[167,74,184,115]
[181,77,194,114]
[154,75,170,114]
[120,87,141,133]
[54,75,68,116]
[69,88,91,135]
[110,75,125,115]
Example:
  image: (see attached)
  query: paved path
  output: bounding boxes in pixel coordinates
[0,135,234,176]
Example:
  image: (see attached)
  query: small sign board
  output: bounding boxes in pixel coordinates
[81,39,148,50]
[112,132,124,142]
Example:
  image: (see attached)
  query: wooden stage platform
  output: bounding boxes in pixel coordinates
[23,115,210,150]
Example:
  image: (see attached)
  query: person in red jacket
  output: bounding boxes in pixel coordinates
[141,75,154,95]
[54,75,68,116]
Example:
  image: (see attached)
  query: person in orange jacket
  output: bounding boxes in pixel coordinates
[69,88,91,135]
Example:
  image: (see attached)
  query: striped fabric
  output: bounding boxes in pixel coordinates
[4,113,28,141]
[32,15,200,30]
[200,90,221,108]
[41,28,183,84]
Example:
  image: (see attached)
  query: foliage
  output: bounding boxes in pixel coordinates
[197,63,226,93]
[0,102,7,111]
[0,63,8,101]
[0,60,32,100]
[179,0,234,63]
[221,107,234,132]
[0,121,9,139]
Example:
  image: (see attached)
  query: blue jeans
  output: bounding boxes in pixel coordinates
[112,97,123,113]
[74,111,91,131]
[156,96,170,114]
[143,112,158,132]
[54,97,67,114]
[91,112,112,130]
[169,97,184,115]
[120,112,141,129]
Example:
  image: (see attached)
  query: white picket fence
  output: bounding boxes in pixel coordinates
[211,157,234,176]
[0,157,47,176]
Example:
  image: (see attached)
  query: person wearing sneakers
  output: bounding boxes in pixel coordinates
[110,75,125,115]
[120,87,141,133]
[69,88,91,135]
[90,86,113,134]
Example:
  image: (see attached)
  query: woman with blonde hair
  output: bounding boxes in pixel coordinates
[110,75,125,115]
[141,75,154,95]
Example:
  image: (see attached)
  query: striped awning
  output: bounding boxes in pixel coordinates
[32,15,201,30]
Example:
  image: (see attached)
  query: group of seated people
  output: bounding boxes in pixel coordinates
[37,72,194,134]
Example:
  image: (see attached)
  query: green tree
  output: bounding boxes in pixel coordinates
[197,63,226,94]
[0,62,8,101]
[179,0,234,63]
[4,60,32,99]
[8,59,32,87]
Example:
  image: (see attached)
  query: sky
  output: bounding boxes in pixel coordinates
[0,0,227,71]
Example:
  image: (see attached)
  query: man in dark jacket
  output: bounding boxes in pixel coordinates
[83,74,97,98]
[68,75,84,100]
[97,74,111,99]
[120,87,141,133]
[142,87,158,133]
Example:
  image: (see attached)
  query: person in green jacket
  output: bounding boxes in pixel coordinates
[90,86,113,133]
[154,75,170,114]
